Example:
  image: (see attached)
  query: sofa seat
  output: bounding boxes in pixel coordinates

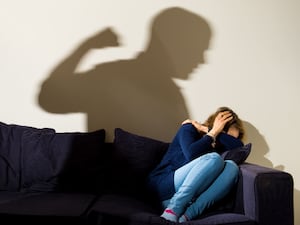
[88,193,256,225]
[88,194,160,225]
[130,213,255,225]
[0,192,96,225]
[0,191,33,204]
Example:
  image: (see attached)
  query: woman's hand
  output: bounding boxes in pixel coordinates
[181,119,194,125]
[182,119,208,133]
[209,111,233,137]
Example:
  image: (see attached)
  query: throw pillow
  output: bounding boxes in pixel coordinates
[111,128,169,196]
[0,121,55,191]
[112,128,169,177]
[21,128,106,192]
[221,143,252,165]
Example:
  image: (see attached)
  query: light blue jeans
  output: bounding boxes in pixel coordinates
[162,152,239,220]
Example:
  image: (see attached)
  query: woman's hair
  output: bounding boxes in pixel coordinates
[203,106,245,140]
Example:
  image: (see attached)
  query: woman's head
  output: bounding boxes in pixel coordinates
[204,106,245,140]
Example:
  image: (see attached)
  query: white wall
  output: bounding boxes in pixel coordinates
[1,0,299,223]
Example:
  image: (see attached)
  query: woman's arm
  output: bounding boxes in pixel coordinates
[179,111,242,159]
[177,123,214,160]
[217,132,243,150]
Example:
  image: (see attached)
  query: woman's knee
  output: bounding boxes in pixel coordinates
[202,152,224,170]
[203,152,222,160]
[224,160,239,180]
[210,152,223,161]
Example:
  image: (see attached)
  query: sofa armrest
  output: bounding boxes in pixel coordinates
[239,163,294,225]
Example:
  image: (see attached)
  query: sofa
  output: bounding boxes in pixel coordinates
[0,121,294,225]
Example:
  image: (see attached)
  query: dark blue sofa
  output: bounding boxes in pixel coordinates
[0,122,294,225]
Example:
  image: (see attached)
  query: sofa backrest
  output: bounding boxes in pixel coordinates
[101,128,169,200]
[0,121,106,193]
[0,122,55,191]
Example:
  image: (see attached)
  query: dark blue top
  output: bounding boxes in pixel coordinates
[146,123,243,201]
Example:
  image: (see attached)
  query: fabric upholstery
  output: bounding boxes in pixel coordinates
[110,128,168,197]
[130,212,255,225]
[21,129,106,192]
[240,163,294,225]
[0,121,106,193]
[0,122,294,225]
[221,143,252,165]
[113,128,168,176]
[0,193,95,225]
[0,122,55,191]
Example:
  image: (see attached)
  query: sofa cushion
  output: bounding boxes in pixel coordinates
[0,192,95,215]
[0,192,35,204]
[221,143,252,165]
[88,194,161,224]
[129,212,255,225]
[113,128,168,176]
[21,128,106,192]
[88,194,159,222]
[110,128,168,196]
[0,192,96,225]
[0,121,106,193]
[0,122,55,191]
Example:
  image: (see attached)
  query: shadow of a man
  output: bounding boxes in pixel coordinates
[38,7,212,141]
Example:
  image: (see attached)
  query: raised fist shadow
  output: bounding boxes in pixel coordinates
[38,7,212,141]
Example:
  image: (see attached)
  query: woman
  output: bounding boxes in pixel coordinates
[147,106,245,222]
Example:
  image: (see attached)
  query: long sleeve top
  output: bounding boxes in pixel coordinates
[146,123,243,201]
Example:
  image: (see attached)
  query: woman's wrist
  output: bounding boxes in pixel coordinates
[206,129,217,147]
[202,126,209,133]
[206,131,216,140]
[206,130,217,148]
